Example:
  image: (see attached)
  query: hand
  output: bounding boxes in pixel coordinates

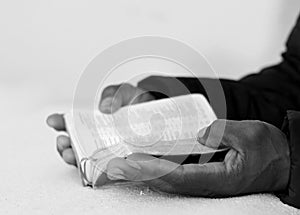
[47,83,155,166]
[103,120,290,196]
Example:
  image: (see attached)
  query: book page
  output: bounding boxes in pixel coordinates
[65,94,220,186]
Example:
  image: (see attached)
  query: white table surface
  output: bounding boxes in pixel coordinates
[1,86,299,215]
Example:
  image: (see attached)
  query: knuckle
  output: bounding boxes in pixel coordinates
[119,83,134,89]
[239,120,269,150]
[167,166,185,189]
[102,85,119,96]
[249,121,268,138]
[56,143,62,155]
[119,83,137,96]
[56,135,62,143]
[211,119,228,136]
[211,119,227,129]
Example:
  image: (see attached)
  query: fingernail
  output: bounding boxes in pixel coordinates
[93,172,109,187]
[197,127,208,143]
[46,117,56,127]
[126,159,141,170]
[107,168,127,180]
[100,97,113,111]
[198,127,207,137]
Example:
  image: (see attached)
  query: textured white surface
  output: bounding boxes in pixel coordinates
[1,89,300,215]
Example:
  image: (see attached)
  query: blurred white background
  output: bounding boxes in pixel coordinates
[1,0,300,107]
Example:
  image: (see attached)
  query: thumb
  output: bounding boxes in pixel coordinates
[197,119,228,149]
[197,119,243,153]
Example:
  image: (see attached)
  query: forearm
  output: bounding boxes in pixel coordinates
[137,75,295,127]
[138,16,300,128]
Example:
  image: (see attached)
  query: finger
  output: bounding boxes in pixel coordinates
[197,125,211,145]
[99,83,145,113]
[46,114,66,131]
[197,119,229,149]
[56,135,72,155]
[100,85,119,100]
[197,120,243,153]
[99,96,122,114]
[105,153,226,196]
[176,162,226,196]
[105,153,175,182]
[99,85,122,113]
[105,153,182,190]
[62,148,76,166]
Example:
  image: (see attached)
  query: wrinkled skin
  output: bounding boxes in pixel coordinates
[47,83,290,197]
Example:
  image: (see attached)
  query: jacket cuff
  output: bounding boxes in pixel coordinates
[279,110,300,209]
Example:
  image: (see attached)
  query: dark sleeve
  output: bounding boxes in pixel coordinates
[137,15,300,128]
[278,111,300,209]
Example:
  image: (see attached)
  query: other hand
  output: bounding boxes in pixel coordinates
[47,83,155,166]
[104,119,290,196]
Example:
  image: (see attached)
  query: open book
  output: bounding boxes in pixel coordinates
[64,94,221,187]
